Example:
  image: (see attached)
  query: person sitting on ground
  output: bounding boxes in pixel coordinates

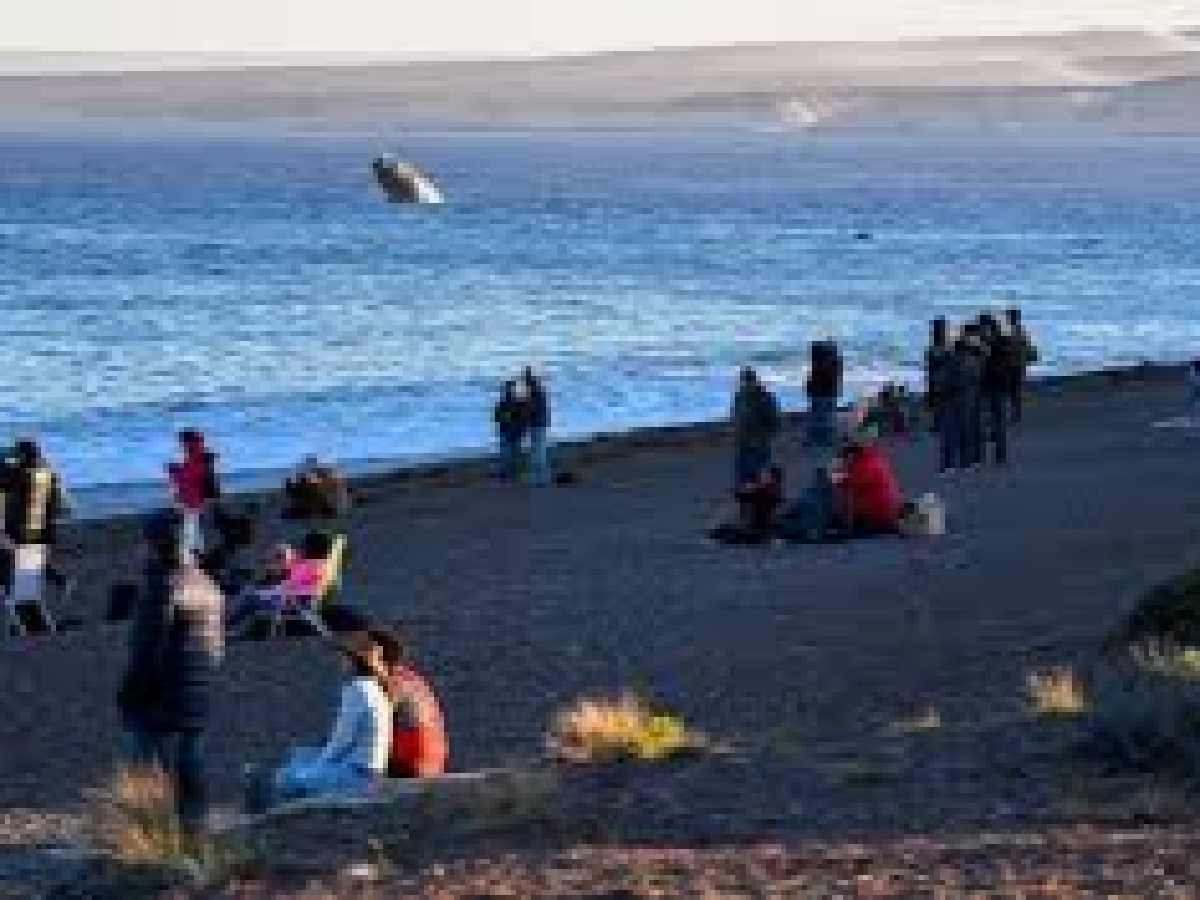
[709,464,784,545]
[282,457,350,523]
[371,627,449,778]
[272,630,393,803]
[833,428,904,537]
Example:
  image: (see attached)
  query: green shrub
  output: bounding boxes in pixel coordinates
[1083,663,1200,777]
[1107,567,1200,649]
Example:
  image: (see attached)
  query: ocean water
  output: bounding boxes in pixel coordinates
[2,127,1199,513]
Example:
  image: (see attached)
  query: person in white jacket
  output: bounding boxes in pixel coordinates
[273,631,393,802]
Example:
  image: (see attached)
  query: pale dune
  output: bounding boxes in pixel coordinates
[0,31,1197,130]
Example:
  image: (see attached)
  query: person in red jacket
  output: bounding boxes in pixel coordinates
[834,430,904,537]
[167,430,220,558]
[371,627,448,778]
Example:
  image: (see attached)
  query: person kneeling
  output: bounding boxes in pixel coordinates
[834,429,904,538]
[273,631,392,803]
[709,465,784,546]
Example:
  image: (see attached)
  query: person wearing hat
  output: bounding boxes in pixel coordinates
[272,630,393,802]
[117,509,225,832]
[833,425,904,537]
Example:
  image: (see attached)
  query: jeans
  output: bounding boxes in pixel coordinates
[982,391,1009,465]
[939,401,971,471]
[124,726,207,828]
[274,747,375,802]
[734,443,771,486]
[497,434,524,479]
[806,396,837,448]
[526,427,551,486]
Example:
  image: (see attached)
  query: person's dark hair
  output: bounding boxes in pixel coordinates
[299,530,335,560]
[179,428,203,447]
[347,635,385,679]
[931,317,947,346]
[14,439,40,467]
[1006,308,1022,323]
[370,627,408,668]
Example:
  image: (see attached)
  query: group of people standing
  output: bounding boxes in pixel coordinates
[925,308,1037,473]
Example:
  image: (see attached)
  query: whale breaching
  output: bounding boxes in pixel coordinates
[372,156,444,205]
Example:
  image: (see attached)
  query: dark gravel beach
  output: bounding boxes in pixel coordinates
[3,367,1200,896]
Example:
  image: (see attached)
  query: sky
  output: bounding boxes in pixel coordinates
[0,0,1195,55]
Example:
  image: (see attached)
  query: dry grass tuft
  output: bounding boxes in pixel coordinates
[1027,667,1090,716]
[890,706,942,733]
[89,767,234,883]
[548,693,706,763]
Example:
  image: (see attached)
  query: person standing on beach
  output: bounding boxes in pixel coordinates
[1005,308,1037,423]
[978,314,1012,466]
[731,367,782,485]
[493,380,528,480]
[118,510,224,834]
[939,336,982,474]
[521,367,553,486]
[0,439,68,626]
[925,318,953,434]
[805,339,843,449]
[167,429,220,559]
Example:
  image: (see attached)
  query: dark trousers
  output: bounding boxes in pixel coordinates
[734,443,771,485]
[940,401,971,471]
[124,725,207,829]
[982,391,1009,465]
[805,396,837,448]
[1007,376,1024,423]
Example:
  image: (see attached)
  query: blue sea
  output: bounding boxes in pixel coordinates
[2,127,1199,513]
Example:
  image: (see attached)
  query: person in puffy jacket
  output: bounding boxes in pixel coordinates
[835,432,903,535]
[118,510,224,831]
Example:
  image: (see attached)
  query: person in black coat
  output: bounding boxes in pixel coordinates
[805,340,843,449]
[117,510,224,831]
[0,439,68,613]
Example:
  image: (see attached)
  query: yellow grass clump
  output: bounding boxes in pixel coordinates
[1027,666,1090,716]
[548,693,704,763]
[90,767,231,882]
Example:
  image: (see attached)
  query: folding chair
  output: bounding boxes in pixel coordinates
[268,534,347,638]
